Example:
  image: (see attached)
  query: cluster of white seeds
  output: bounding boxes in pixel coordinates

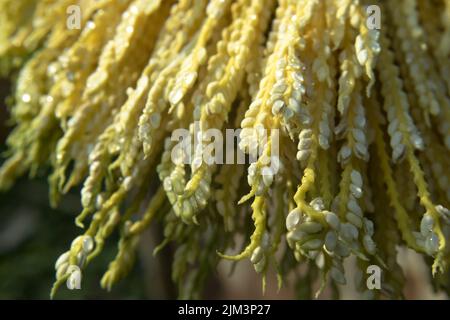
[415,206,450,256]
[385,103,424,163]
[269,54,308,139]
[415,213,440,256]
[250,232,271,274]
[286,198,349,285]
[54,235,95,288]
[247,155,279,196]
[296,129,313,166]
[335,101,370,164]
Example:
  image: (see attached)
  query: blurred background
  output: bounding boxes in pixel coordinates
[0,77,447,300]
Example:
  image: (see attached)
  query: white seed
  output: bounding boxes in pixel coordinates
[363,235,376,255]
[302,239,323,250]
[169,89,183,105]
[251,246,264,264]
[338,145,352,163]
[352,129,366,144]
[163,177,172,191]
[272,84,287,95]
[420,214,434,236]
[363,219,374,236]
[55,252,70,270]
[298,137,312,150]
[299,129,312,140]
[340,223,359,240]
[182,71,197,87]
[346,212,363,229]
[287,229,307,242]
[283,107,294,120]
[56,262,69,279]
[82,236,94,253]
[241,117,255,128]
[319,133,330,149]
[292,88,303,102]
[319,119,331,137]
[261,232,271,250]
[254,256,267,273]
[347,198,362,216]
[355,114,366,128]
[249,99,262,110]
[411,133,424,150]
[298,222,323,234]
[293,71,304,83]
[325,231,338,252]
[271,100,285,115]
[392,144,405,161]
[355,142,368,160]
[95,193,105,209]
[436,205,450,220]
[296,150,310,162]
[286,208,302,231]
[76,250,86,267]
[350,170,363,188]
[357,49,369,66]
[391,131,403,147]
[350,184,363,199]
[288,98,301,113]
[310,198,325,211]
[66,265,82,290]
[123,176,132,191]
[181,201,193,220]
[387,119,399,135]
[261,167,274,187]
[315,252,325,269]
[324,211,340,230]
[71,236,84,249]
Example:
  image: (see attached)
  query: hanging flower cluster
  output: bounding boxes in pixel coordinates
[0,0,450,299]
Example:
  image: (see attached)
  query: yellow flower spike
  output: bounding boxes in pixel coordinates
[167,0,229,106]
[353,3,380,96]
[318,149,333,207]
[417,0,450,94]
[218,196,266,261]
[100,188,166,291]
[367,98,422,252]
[101,230,140,291]
[55,0,171,181]
[406,148,448,274]
[215,92,249,231]
[387,0,441,118]
[129,187,166,235]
